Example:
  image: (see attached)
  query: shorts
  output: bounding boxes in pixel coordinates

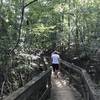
[52,64,59,72]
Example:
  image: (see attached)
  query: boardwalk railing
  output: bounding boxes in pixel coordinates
[61,60,100,100]
[4,68,51,100]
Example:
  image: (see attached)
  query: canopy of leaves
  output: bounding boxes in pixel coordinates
[0,0,100,97]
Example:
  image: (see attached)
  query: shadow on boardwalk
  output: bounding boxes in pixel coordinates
[49,73,82,100]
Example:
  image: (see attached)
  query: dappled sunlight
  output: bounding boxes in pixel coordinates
[55,79,63,88]
[1,0,100,99]
[60,79,66,86]
[51,72,81,100]
[51,71,67,88]
[55,79,67,88]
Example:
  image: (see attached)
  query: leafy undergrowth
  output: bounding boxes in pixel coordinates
[0,52,45,98]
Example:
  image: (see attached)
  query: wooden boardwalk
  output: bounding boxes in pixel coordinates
[49,73,82,100]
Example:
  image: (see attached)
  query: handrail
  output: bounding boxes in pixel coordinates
[61,60,100,100]
[4,68,51,100]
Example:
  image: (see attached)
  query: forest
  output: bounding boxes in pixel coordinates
[0,0,100,99]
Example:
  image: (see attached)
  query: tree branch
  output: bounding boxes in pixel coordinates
[10,0,38,54]
[10,0,25,54]
[0,81,5,99]
[24,0,38,8]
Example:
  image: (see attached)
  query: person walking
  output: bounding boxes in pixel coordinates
[51,51,60,78]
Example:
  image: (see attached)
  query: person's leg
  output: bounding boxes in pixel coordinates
[52,64,56,76]
[55,64,59,78]
[52,64,55,72]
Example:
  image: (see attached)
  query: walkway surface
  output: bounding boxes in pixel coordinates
[49,73,82,100]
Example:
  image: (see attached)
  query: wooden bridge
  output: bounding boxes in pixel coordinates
[3,60,100,100]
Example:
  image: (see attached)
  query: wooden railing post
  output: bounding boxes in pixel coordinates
[47,70,51,98]
[4,68,51,100]
[61,60,100,100]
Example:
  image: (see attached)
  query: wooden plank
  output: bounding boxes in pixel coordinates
[61,60,100,100]
[50,75,81,100]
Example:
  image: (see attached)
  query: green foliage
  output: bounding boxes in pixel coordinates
[0,0,100,96]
